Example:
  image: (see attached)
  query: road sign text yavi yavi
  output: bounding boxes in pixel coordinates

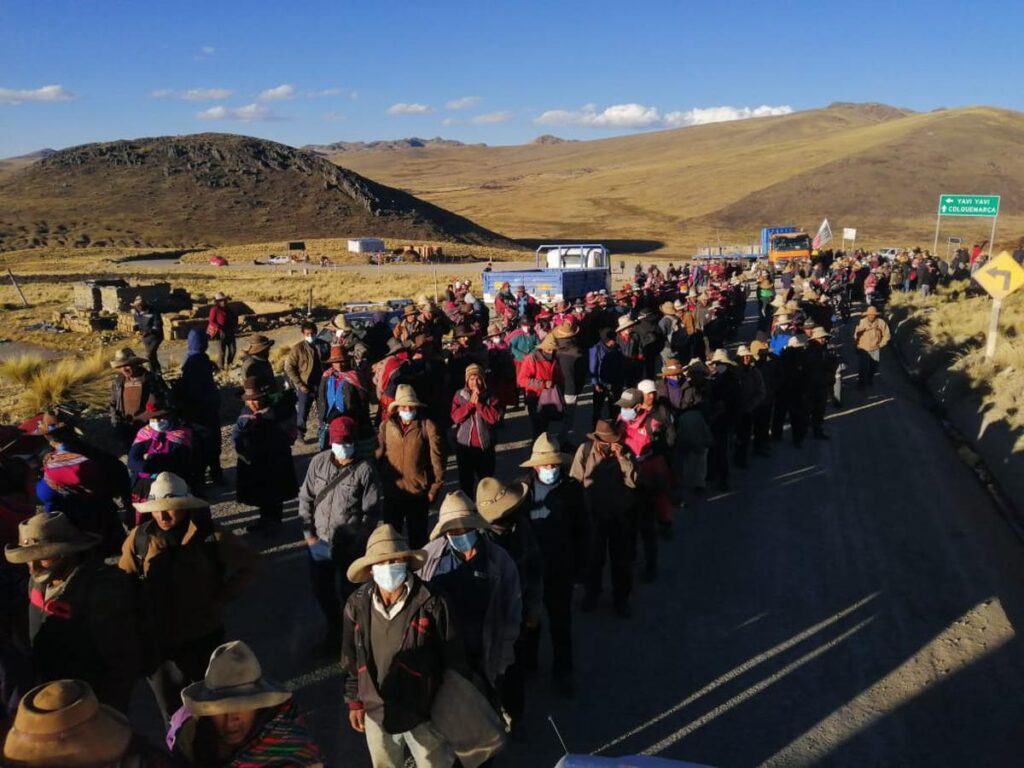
[938,195,1000,217]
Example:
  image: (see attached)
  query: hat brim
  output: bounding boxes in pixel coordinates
[658,368,685,377]
[243,340,274,354]
[109,357,146,369]
[3,700,131,765]
[134,494,210,513]
[616,319,638,331]
[134,408,173,422]
[586,428,623,443]
[519,451,571,468]
[429,513,495,542]
[5,533,102,564]
[388,397,426,411]
[182,679,292,718]
[477,482,529,523]
[346,548,427,584]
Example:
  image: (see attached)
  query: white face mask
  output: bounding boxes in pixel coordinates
[304,335,315,344]
[538,466,560,485]
[398,409,416,423]
[372,562,408,592]
[150,419,170,432]
[331,443,356,460]
[619,408,637,422]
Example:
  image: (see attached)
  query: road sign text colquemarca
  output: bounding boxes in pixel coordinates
[937,195,1000,217]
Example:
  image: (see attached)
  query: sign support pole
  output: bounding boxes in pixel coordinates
[988,215,998,261]
[985,298,1002,362]
[932,211,942,255]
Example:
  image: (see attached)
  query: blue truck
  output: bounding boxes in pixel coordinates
[482,244,611,304]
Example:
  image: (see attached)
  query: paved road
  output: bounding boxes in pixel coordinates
[132,304,1024,767]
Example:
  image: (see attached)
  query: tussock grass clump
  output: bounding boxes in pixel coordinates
[0,352,110,416]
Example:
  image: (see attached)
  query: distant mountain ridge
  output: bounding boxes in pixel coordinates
[0,133,509,251]
[302,137,484,156]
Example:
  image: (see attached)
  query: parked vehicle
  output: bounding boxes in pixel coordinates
[482,244,611,304]
[760,226,812,264]
[208,255,228,266]
[878,248,902,261]
[267,254,292,265]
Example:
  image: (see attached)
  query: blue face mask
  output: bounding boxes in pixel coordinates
[331,443,356,460]
[619,408,637,422]
[537,467,560,485]
[447,531,478,553]
[372,562,408,592]
[398,409,416,423]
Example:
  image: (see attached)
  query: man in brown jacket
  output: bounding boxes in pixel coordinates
[119,472,261,724]
[377,384,446,549]
[284,321,328,439]
[853,306,891,389]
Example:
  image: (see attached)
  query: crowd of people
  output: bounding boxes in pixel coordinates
[0,251,895,767]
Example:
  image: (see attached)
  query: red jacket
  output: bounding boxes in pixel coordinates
[517,350,563,396]
[207,305,237,337]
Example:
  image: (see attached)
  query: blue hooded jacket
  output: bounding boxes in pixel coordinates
[179,329,220,423]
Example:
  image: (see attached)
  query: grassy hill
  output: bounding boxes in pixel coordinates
[0,134,509,252]
[334,103,1024,255]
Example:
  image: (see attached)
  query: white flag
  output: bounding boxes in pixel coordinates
[812,218,833,249]
[843,227,857,240]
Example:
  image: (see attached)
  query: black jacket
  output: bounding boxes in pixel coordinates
[520,474,587,584]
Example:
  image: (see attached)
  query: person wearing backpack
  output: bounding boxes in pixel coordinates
[298,416,381,652]
[119,472,261,725]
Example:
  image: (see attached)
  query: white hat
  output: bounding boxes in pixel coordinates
[637,379,657,395]
[463,293,477,304]
[736,345,753,357]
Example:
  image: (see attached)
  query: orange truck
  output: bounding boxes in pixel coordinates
[761,226,812,264]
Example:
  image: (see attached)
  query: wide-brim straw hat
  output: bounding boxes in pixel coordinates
[403,304,418,317]
[330,313,350,332]
[475,477,529,523]
[5,512,101,564]
[243,335,274,355]
[214,292,228,301]
[787,334,809,349]
[587,419,624,444]
[182,641,292,717]
[552,323,578,339]
[520,432,571,468]
[346,524,427,583]
[430,491,495,541]
[108,347,146,369]
[659,358,686,377]
[736,345,753,357]
[660,301,677,315]
[774,313,791,324]
[3,680,131,766]
[537,334,558,352]
[615,315,637,332]
[711,348,736,366]
[134,472,209,513]
[388,384,426,411]
[770,296,786,309]
[750,339,770,356]
[810,326,830,340]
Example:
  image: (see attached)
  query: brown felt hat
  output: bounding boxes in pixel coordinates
[519,432,571,468]
[242,335,274,355]
[5,512,100,565]
[108,347,146,369]
[475,477,529,523]
[587,419,624,444]
[3,680,132,766]
[182,641,291,717]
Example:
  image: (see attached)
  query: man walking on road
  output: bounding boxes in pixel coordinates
[132,296,164,375]
[854,306,891,389]
[299,416,381,650]
[285,321,327,441]
[206,291,238,369]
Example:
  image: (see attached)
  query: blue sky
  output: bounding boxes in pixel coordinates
[1,0,1022,157]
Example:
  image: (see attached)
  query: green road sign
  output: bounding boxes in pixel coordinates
[937,195,1000,217]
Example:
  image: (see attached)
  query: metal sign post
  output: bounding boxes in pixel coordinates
[973,251,1024,361]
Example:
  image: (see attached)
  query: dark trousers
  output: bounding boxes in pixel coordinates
[636,501,657,575]
[753,401,773,453]
[309,545,358,642]
[707,423,732,489]
[586,515,635,606]
[524,393,559,438]
[772,391,809,445]
[521,574,573,678]
[295,387,316,433]
[591,386,622,428]
[500,627,530,721]
[192,421,222,480]
[810,388,828,434]
[384,495,430,549]
[148,628,224,725]
[455,443,496,496]
[857,349,879,387]
[734,412,754,467]
[259,500,283,525]
[143,335,162,374]
[218,335,237,369]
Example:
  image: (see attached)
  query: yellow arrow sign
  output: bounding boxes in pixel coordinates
[974,251,1024,301]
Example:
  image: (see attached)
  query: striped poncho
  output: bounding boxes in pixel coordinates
[169,700,323,767]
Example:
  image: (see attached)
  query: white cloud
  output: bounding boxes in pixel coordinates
[193,46,216,61]
[0,85,76,105]
[535,102,662,128]
[535,102,794,130]
[472,110,514,124]
[663,104,793,127]
[196,103,276,122]
[446,96,481,110]
[442,117,463,127]
[259,84,296,101]
[181,88,233,101]
[387,102,433,115]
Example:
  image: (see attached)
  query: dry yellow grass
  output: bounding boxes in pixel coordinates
[0,351,110,417]
[893,281,1024,441]
[179,238,528,265]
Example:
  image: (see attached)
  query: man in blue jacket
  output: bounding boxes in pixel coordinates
[589,328,625,427]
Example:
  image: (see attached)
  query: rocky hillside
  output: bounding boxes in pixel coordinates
[302,136,482,156]
[0,134,508,251]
